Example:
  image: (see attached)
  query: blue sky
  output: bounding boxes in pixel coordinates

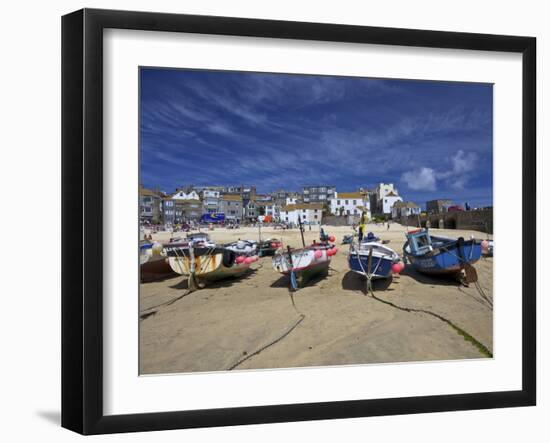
[140,68,493,207]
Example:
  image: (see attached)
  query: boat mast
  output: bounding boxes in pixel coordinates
[298,216,305,247]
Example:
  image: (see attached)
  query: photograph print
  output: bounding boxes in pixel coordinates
[138,67,494,375]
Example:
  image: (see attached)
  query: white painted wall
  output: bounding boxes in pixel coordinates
[381,195,403,214]
[281,207,323,224]
[329,194,370,217]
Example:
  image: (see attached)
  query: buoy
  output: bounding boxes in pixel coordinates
[314,249,323,259]
[331,247,338,255]
[328,235,336,242]
[244,257,253,264]
[392,262,405,274]
[271,242,278,249]
[235,255,245,264]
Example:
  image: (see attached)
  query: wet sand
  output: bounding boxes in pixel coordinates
[139,223,493,374]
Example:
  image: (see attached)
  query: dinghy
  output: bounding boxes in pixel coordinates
[165,233,256,288]
[272,222,337,290]
[348,239,401,280]
[403,228,481,281]
[224,239,258,256]
[139,241,174,282]
[257,238,282,256]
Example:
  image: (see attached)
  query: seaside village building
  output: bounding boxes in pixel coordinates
[426,199,454,215]
[200,189,220,214]
[371,183,403,215]
[282,203,324,225]
[171,189,202,223]
[329,191,371,219]
[162,197,175,225]
[218,194,243,223]
[391,201,421,220]
[139,185,162,224]
[302,185,336,203]
[263,202,281,219]
[243,198,260,222]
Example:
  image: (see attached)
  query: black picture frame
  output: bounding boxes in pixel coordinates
[62,8,536,435]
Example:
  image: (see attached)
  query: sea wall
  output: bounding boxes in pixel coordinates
[402,208,493,234]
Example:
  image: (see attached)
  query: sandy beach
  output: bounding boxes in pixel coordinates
[139,223,493,374]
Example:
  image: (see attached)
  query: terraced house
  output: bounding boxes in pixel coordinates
[139,185,162,224]
[281,203,324,225]
[218,194,243,222]
[302,185,336,203]
[329,191,371,218]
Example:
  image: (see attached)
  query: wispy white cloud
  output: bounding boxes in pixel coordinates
[401,150,479,192]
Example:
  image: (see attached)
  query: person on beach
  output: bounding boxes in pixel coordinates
[358,212,366,242]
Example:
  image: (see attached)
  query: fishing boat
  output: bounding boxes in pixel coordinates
[403,228,482,280]
[272,221,337,289]
[164,233,256,288]
[139,241,174,282]
[255,218,282,256]
[224,239,258,256]
[257,238,282,256]
[348,236,401,280]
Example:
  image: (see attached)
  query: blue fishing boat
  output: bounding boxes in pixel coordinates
[348,237,400,280]
[403,228,482,276]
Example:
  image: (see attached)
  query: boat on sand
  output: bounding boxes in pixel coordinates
[348,235,401,281]
[403,228,481,282]
[272,222,337,290]
[164,232,257,289]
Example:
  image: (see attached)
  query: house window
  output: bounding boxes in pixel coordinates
[302,209,306,212]
[314,215,318,219]
[346,210,350,215]
[285,217,288,221]
[353,200,357,205]
[345,200,349,205]
[314,209,318,212]
[337,200,340,205]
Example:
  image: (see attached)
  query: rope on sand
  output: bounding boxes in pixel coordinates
[364,285,493,358]
[139,274,198,319]
[227,314,306,371]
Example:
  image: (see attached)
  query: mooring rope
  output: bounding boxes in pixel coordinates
[363,284,492,358]
[226,314,306,370]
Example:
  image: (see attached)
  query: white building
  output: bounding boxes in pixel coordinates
[391,201,421,219]
[286,196,299,205]
[263,203,282,219]
[373,183,402,214]
[380,191,403,214]
[200,189,220,213]
[329,192,371,218]
[281,203,323,225]
[172,190,200,201]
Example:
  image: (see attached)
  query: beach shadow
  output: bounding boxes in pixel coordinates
[269,269,329,289]
[169,268,258,290]
[341,271,393,292]
[140,271,178,284]
[400,265,461,286]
